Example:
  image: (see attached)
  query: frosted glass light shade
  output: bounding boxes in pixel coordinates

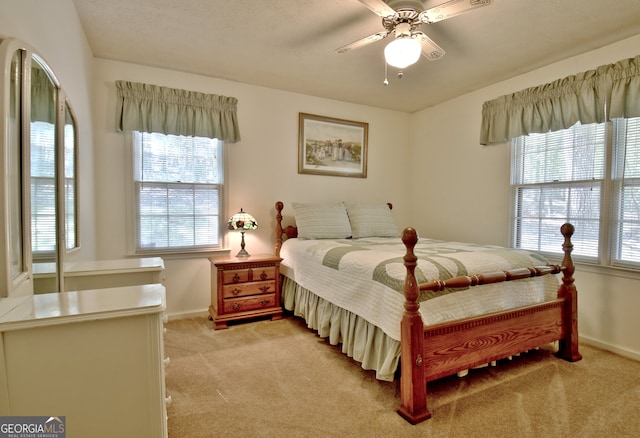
[384,37,421,69]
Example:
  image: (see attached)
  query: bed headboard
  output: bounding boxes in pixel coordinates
[275,201,298,257]
[274,201,393,257]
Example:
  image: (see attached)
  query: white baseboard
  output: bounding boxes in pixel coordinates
[165,309,209,321]
[580,335,640,362]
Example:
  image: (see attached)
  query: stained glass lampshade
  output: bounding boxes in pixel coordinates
[227,208,258,257]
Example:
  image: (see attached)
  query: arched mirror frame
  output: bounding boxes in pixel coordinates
[0,37,79,297]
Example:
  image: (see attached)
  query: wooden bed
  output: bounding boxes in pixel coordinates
[274,201,582,424]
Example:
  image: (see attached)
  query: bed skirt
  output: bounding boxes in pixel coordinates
[281,276,401,381]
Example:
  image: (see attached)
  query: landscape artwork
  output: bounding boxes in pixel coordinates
[298,113,368,178]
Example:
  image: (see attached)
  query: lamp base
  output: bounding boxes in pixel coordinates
[235,248,250,258]
[235,231,250,257]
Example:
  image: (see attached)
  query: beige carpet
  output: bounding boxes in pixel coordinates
[164,315,640,437]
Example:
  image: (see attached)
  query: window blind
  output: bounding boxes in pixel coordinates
[134,132,222,251]
[612,118,640,264]
[513,117,640,267]
[512,122,605,258]
[30,121,56,253]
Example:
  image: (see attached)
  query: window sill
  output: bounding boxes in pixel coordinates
[545,254,640,281]
[131,248,232,260]
[576,262,640,281]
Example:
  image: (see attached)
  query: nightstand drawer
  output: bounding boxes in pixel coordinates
[251,266,277,281]
[223,293,276,313]
[222,269,250,284]
[222,280,276,298]
[221,266,277,284]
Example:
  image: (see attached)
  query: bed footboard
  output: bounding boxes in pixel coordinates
[398,225,582,424]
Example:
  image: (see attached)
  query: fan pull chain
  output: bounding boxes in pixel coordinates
[383,60,389,86]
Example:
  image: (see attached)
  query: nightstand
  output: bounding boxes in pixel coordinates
[208,254,283,329]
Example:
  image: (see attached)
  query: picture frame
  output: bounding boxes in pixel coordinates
[298,112,368,178]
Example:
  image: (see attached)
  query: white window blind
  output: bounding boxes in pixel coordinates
[612,118,640,265]
[133,132,223,252]
[30,121,77,255]
[31,121,56,253]
[512,117,640,268]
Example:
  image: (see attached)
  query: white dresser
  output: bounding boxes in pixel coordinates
[0,284,169,438]
[33,257,166,293]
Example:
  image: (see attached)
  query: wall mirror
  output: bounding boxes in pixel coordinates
[0,38,79,297]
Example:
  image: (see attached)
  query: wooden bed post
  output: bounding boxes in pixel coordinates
[397,227,431,424]
[275,201,284,258]
[556,223,583,362]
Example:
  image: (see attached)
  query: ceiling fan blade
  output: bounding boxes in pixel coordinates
[335,31,389,54]
[414,32,446,61]
[419,0,492,24]
[357,0,396,17]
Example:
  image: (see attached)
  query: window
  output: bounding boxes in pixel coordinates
[511,117,640,268]
[31,120,56,254]
[30,120,76,256]
[132,131,224,254]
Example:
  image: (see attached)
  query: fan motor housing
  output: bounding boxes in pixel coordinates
[382,9,421,32]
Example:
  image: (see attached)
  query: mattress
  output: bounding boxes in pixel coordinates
[279,236,560,342]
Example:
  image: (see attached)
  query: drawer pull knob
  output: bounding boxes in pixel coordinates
[259,299,270,306]
[232,273,240,282]
[259,285,271,293]
[260,271,268,280]
[232,303,241,310]
[232,288,241,295]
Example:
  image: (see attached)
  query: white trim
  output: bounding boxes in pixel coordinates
[164,309,209,321]
[580,335,640,362]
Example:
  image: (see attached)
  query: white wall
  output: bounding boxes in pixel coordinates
[409,34,640,360]
[91,59,412,317]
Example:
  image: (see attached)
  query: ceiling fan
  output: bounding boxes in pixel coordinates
[336,0,492,69]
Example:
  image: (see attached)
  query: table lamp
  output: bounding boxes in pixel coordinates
[227,208,258,257]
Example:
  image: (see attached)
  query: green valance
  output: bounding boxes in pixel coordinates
[480,54,640,145]
[115,81,241,143]
[608,56,640,120]
[31,62,56,124]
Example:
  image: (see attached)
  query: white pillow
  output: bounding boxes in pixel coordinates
[344,202,400,238]
[292,202,352,239]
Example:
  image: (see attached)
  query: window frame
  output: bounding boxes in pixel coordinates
[510,118,640,271]
[125,131,228,257]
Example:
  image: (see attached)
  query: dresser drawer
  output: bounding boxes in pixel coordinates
[222,280,276,298]
[221,266,277,284]
[223,293,276,313]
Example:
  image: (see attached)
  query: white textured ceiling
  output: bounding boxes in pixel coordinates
[72,0,640,112]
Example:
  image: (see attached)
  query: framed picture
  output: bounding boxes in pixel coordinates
[298,113,368,178]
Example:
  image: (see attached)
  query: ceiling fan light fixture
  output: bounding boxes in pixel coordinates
[384,36,421,69]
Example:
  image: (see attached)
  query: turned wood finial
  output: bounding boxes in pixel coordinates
[560,222,575,281]
[402,227,420,313]
[402,226,418,248]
